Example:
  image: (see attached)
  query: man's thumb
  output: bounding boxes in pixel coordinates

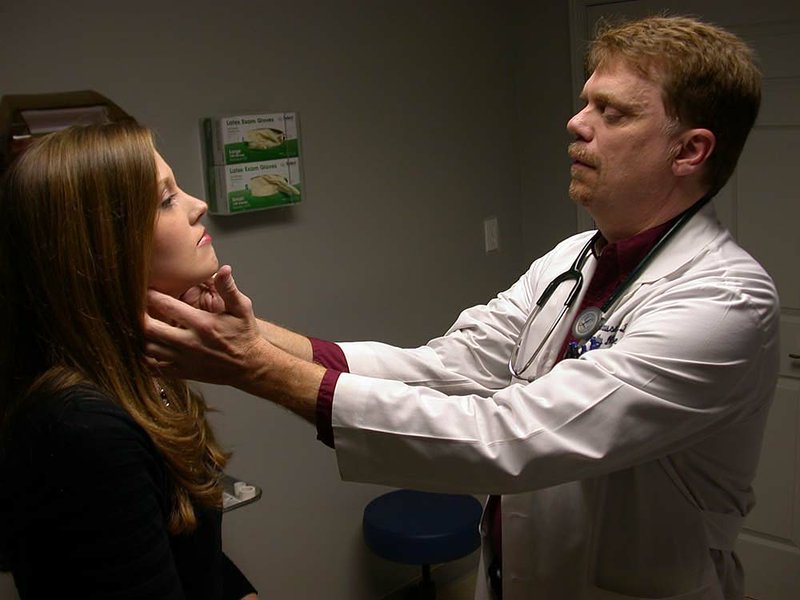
[214,265,250,317]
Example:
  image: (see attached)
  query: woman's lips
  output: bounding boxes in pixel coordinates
[197,230,213,247]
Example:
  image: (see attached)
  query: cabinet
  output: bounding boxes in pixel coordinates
[0,90,131,174]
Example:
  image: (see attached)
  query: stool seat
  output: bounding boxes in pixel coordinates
[363,489,482,566]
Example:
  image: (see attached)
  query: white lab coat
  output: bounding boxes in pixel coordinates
[331,204,779,600]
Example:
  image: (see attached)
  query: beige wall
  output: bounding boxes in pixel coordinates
[0,1,574,597]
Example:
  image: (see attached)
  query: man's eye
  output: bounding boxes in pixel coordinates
[601,107,623,123]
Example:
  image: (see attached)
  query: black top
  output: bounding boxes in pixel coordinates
[0,384,256,599]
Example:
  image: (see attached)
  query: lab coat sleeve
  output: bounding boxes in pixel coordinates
[338,233,590,395]
[331,251,779,495]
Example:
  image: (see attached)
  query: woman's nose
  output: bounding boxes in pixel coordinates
[188,195,208,223]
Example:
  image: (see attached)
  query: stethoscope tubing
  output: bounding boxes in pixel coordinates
[508,193,714,381]
[507,233,597,377]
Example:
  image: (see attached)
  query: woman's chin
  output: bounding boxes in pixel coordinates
[149,282,189,299]
[150,275,213,299]
[150,257,219,298]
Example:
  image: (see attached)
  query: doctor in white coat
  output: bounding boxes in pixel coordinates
[146,16,779,600]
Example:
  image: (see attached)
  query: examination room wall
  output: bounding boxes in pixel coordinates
[0,1,573,598]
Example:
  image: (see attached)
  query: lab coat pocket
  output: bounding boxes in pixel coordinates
[588,468,721,600]
[590,583,719,600]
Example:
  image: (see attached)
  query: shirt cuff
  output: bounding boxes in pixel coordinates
[315,368,342,448]
[309,337,350,372]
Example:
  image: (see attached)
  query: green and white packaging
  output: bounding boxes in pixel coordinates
[200,111,303,214]
[202,112,299,165]
[206,159,301,215]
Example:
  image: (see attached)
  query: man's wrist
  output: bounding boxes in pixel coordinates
[255,318,313,362]
[242,339,324,423]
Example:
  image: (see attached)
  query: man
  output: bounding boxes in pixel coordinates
[146,16,779,600]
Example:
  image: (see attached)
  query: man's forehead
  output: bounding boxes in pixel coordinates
[581,60,663,107]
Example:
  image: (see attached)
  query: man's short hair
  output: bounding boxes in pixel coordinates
[587,15,761,194]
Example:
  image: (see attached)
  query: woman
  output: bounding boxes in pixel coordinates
[0,121,257,599]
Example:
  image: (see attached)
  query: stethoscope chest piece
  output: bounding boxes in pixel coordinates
[572,306,604,341]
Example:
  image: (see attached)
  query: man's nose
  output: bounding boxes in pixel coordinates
[566,106,592,141]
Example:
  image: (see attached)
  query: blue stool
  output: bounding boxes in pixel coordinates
[363,489,482,599]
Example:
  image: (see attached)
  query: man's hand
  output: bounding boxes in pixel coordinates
[179,272,226,314]
[145,265,325,423]
[145,266,267,387]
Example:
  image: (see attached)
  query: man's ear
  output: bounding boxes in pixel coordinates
[671,128,716,177]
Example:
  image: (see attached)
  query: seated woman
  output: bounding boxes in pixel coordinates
[0,121,257,600]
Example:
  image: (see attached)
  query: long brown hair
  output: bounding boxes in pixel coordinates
[0,121,227,533]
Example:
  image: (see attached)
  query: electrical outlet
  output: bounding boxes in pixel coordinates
[484,217,499,253]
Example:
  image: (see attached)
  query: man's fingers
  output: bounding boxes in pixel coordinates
[144,337,181,363]
[144,337,193,380]
[143,313,198,348]
[144,354,174,371]
[144,355,181,379]
[144,267,259,385]
[214,266,255,319]
[180,285,203,306]
[147,289,211,330]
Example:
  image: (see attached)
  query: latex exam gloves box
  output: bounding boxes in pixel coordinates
[206,157,302,215]
[202,112,299,165]
[200,111,303,215]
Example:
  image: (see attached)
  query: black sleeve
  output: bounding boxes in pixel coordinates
[221,553,257,600]
[4,390,186,599]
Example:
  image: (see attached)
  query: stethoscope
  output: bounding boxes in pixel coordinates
[508,194,713,380]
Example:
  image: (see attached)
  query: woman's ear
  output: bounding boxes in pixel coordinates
[671,128,716,177]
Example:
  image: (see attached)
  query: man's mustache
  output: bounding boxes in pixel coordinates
[568,143,599,168]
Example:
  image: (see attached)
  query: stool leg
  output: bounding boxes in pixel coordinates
[416,564,436,600]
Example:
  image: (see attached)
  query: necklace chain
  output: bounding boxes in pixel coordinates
[159,387,170,407]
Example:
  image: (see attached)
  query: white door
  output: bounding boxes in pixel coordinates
[570,1,800,598]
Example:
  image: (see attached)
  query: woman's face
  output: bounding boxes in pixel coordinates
[149,152,219,296]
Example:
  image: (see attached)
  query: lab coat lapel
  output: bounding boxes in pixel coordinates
[630,202,722,285]
[514,203,722,380]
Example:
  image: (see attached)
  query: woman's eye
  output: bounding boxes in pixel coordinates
[160,193,177,209]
